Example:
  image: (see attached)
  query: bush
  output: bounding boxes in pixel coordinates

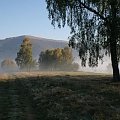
[1,59,18,72]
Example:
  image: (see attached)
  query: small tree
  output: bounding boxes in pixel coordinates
[1,59,17,72]
[15,37,33,71]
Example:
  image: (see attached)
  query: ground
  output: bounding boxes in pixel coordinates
[0,71,120,120]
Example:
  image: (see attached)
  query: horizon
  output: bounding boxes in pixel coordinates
[0,34,69,41]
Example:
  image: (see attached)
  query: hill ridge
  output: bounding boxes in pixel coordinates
[0,35,69,62]
[0,35,67,43]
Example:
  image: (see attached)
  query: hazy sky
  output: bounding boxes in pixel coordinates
[0,0,70,40]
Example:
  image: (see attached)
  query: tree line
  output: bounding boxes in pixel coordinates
[39,47,79,71]
[1,37,79,72]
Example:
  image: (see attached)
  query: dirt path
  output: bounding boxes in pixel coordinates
[0,80,36,120]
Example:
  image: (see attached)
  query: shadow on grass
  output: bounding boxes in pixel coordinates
[0,75,120,120]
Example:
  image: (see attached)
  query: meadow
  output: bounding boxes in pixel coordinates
[0,71,120,120]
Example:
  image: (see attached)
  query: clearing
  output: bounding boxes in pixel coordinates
[0,71,120,120]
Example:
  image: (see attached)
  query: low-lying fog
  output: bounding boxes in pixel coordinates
[75,56,114,73]
[0,56,114,74]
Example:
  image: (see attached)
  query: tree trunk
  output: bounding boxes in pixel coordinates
[110,40,119,81]
[109,1,120,81]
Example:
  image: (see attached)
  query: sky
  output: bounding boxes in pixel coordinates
[0,0,70,40]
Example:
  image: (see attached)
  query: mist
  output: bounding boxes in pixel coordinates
[0,56,114,74]
[0,49,117,74]
[74,55,113,74]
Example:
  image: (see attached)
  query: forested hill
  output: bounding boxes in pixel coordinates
[0,35,69,62]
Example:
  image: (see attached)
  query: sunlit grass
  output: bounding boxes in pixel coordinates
[0,71,111,80]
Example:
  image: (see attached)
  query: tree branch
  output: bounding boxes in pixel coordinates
[77,0,107,21]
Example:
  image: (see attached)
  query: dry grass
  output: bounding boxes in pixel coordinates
[0,71,111,80]
[0,71,120,120]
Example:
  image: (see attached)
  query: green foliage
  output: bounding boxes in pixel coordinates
[45,0,120,66]
[38,47,79,71]
[15,37,34,70]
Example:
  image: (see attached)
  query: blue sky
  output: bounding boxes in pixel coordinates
[0,0,70,40]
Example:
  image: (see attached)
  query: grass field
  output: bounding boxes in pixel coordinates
[0,71,120,120]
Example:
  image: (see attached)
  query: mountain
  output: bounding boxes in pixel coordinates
[0,35,70,62]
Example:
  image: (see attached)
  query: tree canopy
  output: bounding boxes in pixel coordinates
[1,59,17,68]
[38,47,79,71]
[15,37,34,70]
[1,59,17,72]
[46,0,120,80]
